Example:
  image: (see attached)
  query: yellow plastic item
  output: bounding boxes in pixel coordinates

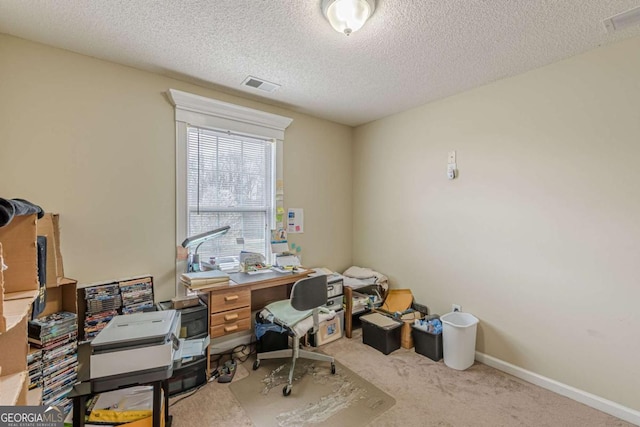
[89,409,152,424]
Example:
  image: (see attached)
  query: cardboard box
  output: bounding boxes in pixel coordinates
[36,278,77,318]
[360,312,402,355]
[0,214,38,295]
[0,371,28,405]
[36,213,65,288]
[380,289,413,313]
[171,295,199,309]
[309,310,344,347]
[0,309,28,375]
[399,311,423,349]
[0,242,5,332]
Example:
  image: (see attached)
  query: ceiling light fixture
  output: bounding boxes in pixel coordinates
[322,0,375,36]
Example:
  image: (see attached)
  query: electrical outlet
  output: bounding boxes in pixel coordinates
[452,304,461,312]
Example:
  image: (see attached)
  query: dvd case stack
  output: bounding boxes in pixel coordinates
[27,348,43,390]
[119,277,154,314]
[81,276,155,341]
[83,283,122,340]
[28,311,78,413]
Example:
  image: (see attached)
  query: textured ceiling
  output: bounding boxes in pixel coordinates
[1,1,640,126]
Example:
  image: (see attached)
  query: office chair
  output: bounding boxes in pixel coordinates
[252,275,336,396]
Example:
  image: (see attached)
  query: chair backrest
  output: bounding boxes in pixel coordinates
[290,275,328,311]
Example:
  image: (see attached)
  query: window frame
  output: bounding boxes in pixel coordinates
[169,89,292,287]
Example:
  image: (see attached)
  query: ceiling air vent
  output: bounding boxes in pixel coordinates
[604,5,640,33]
[242,76,280,93]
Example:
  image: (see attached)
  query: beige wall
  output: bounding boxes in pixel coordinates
[0,34,353,302]
[353,35,640,410]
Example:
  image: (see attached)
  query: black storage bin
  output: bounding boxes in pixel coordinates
[167,356,207,396]
[412,325,443,361]
[158,300,207,338]
[255,312,289,353]
[179,300,207,338]
[360,313,402,355]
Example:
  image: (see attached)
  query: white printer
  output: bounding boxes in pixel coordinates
[88,310,181,385]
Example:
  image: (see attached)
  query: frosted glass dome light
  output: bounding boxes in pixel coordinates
[322,0,375,36]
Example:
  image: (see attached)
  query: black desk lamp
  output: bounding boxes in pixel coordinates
[181,225,230,272]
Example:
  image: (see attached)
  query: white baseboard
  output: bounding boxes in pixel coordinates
[475,352,640,426]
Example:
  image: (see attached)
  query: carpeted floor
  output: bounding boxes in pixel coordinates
[169,329,633,427]
[229,358,394,427]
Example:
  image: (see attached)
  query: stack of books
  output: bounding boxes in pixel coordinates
[180,270,230,290]
[84,310,118,340]
[28,311,78,414]
[119,277,154,314]
[27,348,43,391]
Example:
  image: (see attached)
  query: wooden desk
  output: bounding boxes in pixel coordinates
[343,285,386,339]
[201,270,309,376]
[344,285,354,338]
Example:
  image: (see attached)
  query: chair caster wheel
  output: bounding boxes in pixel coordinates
[253,360,260,370]
[283,385,292,396]
[331,363,336,374]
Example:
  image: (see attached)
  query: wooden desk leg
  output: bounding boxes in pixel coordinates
[344,286,353,339]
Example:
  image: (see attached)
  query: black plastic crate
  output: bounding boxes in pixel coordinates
[360,313,402,355]
[167,356,207,396]
[180,301,207,338]
[158,300,207,338]
[412,325,443,361]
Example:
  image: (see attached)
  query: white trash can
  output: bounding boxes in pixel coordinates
[441,312,479,370]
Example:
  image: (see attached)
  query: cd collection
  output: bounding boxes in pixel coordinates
[28,311,78,413]
[24,276,155,416]
[119,277,154,314]
[83,276,154,340]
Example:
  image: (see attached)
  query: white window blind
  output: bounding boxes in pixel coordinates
[169,88,292,283]
[187,126,275,265]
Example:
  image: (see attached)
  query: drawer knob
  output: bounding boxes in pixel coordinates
[224,313,239,321]
[224,325,239,332]
[225,295,239,302]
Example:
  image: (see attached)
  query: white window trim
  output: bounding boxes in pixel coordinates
[169,89,292,291]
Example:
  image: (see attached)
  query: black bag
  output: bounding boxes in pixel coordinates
[32,236,48,318]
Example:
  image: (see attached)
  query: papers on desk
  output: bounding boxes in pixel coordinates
[246,268,273,275]
[271,266,307,274]
[275,255,301,268]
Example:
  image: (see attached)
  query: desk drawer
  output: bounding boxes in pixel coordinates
[209,289,250,313]
[211,307,251,327]
[325,295,343,310]
[211,317,251,338]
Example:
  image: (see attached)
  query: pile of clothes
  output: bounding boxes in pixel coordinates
[342,266,388,294]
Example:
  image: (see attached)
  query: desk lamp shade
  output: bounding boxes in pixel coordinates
[181,225,230,250]
[182,226,230,273]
